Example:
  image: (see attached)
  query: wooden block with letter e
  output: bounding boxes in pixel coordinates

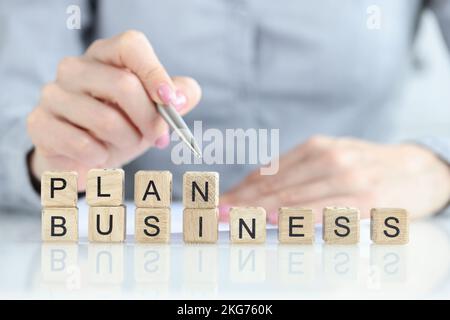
[135,207,171,243]
[278,207,315,244]
[134,170,172,208]
[323,207,360,244]
[230,207,266,244]
[41,171,78,207]
[371,208,409,244]
[88,206,126,242]
[86,168,124,206]
[183,208,218,243]
[183,171,219,209]
[42,207,78,242]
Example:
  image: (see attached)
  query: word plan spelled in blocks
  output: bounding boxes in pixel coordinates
[88,206,126,242]
[323,207,360,244]
[370,208,409,244]
[135,208,171,243]
[183,171,219,208]
[87,169,124,206]
[278,208,315,244]
[42,207,78,242]
[183,208,219,243]
[230,207,266,244]
[134,171,172,208]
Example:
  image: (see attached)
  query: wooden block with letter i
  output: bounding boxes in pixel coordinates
[230,207,266,244]
[86,168,124,206]
[41,171,78,207]
[183,171,219,209]
[134,170,172,208]
[183,208,218,243]
[135,207,171,243]
[88,206,126,242]
[371,208,409,244]
[42,207,78,242]
[278,207,315,244]
[322,207,360,244]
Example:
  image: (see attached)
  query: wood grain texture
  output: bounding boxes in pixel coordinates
[322,207,360,244]
[183,208,218,243]
[278,207,315,244]
[41,171,78,207]
[135,207,171,243]
[134,171,172,208]
[42,207,78,242]
[183,171,219,209]
[86,169,124,206]
[229,207,266,244]
[370,208,409,244]
[88,206,126,242]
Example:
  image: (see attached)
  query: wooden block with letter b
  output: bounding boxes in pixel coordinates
[183,208,218,243]
[230,207,266,244]
[370,208,409,244]
[183,171,219,209]
[135,207,171,243]
[42,207,78,242]
[278,207,315,244]
[322,207,360,244]
[134,170,172,208]
[86,168,124,206]
[88,206,126,242]
[41,171,78,207]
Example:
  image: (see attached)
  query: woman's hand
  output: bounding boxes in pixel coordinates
[27,30,201,189]
[221,136,450,223]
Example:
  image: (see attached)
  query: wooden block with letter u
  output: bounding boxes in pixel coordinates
[88,206,126,242]
[230,207,266,244]
[370,208,409,244]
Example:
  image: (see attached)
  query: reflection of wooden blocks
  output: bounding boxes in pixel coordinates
[134,171,172,208]
[323,207,360,244]
[230,207,266,244]
[88,206,126,242]
[370,208,409,244]
[278,207,315,244]
[183,208,218,243]
[86,169,124,206]
[41,171,78,207]
[42,207,78,242]
[183,172,219,208]
[135,208,171,243]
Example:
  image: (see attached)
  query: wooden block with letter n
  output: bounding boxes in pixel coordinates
[183,171,219,209]
[183,208,218,243]
[41,171,78,207]
[88,206,126,242]
[86,168,124,206]
[278,207,315,244]
[134,170,172,208]
[322,207,360,244]
[135,207,171,243]
[42,207,78,242]
[230,207,266,244]
[370,208,409,244]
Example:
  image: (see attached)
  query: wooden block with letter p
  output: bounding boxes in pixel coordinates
[278,207,315,244]
[134,170,172,208]
[86,168,124,206]
[183,208,218,243]
[41,171,78,207]
[230,207,266,244]
[88,206,126,242]
[42,207,78,242]
[135,207,171,243]
[183,171,219,208]
[322,207,360,244]
[371,208,409,244]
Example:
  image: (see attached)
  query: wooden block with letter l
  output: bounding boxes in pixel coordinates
[41,171,78,207]
[86,168,124,206]
[135,207,171,243]
[278,207,315,244]
[183,171,219,209]
[230,207,266,244]
[183,208,218,243]
[370,208,409,244]
[42,207,78,242]
[322,207,360,244]
[88,206,126,242]
[134,170,172,208]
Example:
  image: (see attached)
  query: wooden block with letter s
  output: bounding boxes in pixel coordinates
[370,208,409,244]
[183,171,219,209]
[322,207,360,244]
[278,207,315,244]
[230,207,266,244]
[135,207,171,243]
[86,168,124,206]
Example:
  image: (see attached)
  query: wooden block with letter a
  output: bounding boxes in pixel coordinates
[88,206,126,242]
[278,207,315,244]
[183,208,218,243]
[86,168,124,206]
[41,171,78,207]
[134,170,172,208]
[42,207,78,242]
[370,208,409,244]
[183,171,219,209]
[135,207,171,243]
[322,207,360,244]
[230,207,266,244]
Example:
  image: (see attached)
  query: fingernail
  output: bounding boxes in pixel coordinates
[268,211,278,225]
[155,132,170,149]
[157,83,177,105]
[219,205,232,222]
[173,90,187,111]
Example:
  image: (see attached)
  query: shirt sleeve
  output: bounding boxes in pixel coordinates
[0,0,91,212]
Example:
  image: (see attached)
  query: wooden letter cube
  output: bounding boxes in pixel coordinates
[323,207,360,244]
[183,208,218,243]
[371,208,409,244]
[135,207,171,243]
[183,171,219,208]
[42,207,78,242]
[278,207,315,244]
[86,169,124,206]
[88,206,126,242]
[230,207,266,244]
[134,171,172,208]
[41,171,78,207]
